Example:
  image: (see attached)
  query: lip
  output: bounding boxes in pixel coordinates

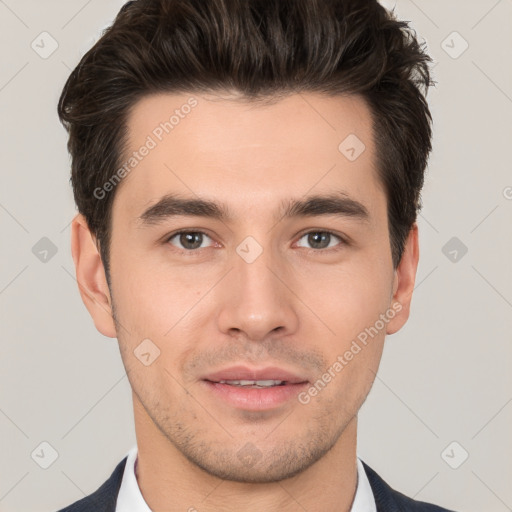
[202,380,309,410]
[201,365,309,411]
[202,365,309,384]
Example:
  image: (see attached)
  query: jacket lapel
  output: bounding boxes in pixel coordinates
[56,456,127,512]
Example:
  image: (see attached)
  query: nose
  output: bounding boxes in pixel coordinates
[216,242,300,342]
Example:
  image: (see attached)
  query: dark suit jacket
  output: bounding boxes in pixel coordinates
[56,457,456,511]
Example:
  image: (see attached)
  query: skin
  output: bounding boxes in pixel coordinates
[71,91,419,512]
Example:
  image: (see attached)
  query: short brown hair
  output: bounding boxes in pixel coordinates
[58,0,434,282]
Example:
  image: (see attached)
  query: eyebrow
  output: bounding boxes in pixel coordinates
[136,191,370,227]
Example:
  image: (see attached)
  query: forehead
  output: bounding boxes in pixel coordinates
[114,91,382,222]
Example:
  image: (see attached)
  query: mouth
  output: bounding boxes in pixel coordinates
[201,366,309,410]
[210,379,290,388]
[202,365,309,384]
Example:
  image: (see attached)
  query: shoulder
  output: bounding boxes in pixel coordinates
[55,456,128,512]
[361,460,458,512]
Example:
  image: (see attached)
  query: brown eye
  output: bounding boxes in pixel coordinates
[167,231,213,251]
[296,231,344,250]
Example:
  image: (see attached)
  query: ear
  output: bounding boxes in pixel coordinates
[386,223,420,335]
[70,213,117,338]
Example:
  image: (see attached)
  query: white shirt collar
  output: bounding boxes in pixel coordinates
[115,445,376,512]
[115,445,151,511]
[353,457,377,512]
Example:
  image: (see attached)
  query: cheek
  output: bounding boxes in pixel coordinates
[298,257,393,343]
[295,259,390,401]
[110,253,207,338]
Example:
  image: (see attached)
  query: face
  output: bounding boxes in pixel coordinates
[73,91,418,483]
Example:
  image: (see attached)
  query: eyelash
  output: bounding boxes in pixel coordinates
[164,229,348,256]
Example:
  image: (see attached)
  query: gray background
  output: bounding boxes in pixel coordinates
[1,1,511,511]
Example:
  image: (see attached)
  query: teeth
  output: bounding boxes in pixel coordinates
[218,379,285,387]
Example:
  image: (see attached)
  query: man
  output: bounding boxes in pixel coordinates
[56,0,455,510]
